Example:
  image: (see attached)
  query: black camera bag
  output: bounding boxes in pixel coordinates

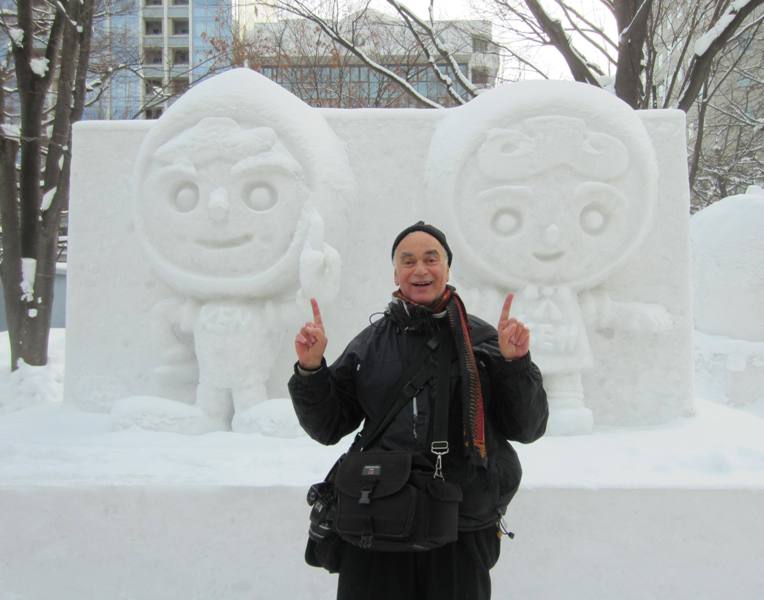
[305,330,461,566]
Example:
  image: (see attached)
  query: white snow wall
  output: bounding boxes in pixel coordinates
[66,70,693,429]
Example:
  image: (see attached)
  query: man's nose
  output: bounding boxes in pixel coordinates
[414,260,429,273]
[207,187,230,222]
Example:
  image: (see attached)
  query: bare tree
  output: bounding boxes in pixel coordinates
[237,0,495,108]
[479,0,763,107]
[0,0,95,369]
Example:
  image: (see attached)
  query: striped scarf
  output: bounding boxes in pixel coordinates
[391,286,487,467]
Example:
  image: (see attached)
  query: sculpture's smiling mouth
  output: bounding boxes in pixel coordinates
[196,234,253,249]
[533,250,565,262]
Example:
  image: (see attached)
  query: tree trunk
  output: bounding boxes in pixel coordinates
[613,0,652,108]
[6,0,64,368]
[0,138,22,366]
[688,85,709,190]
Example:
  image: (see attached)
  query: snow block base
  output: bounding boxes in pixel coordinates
[1,486,760,599]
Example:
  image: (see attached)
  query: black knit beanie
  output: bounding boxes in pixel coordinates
[391,221,453,266]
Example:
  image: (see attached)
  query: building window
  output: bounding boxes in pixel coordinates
[172,0,189,4]
[172,78,189,95]
[144,49,163,65]
[471,68,490,85]
[144,20,162,36]
[145,78,163,96]
[172,19,189,35]
[172,48,189,65]
[472,36,489,53]
[144,0,162,6]
[145,107,163,119]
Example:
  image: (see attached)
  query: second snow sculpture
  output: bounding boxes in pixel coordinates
[692,185,764,406]
[126,69,351,432]
[425,82,672,434]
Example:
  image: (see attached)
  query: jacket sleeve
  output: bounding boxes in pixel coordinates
[476,332,549,444]
[288,345,365,446]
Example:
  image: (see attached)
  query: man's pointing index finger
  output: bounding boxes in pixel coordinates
[310,297,324,326]
[500,293,514,325]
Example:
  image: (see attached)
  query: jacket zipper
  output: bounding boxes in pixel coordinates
[412,396,418,439]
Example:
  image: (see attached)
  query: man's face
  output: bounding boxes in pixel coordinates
[393,231,450,305]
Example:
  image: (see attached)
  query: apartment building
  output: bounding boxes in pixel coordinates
[86,0,231,120]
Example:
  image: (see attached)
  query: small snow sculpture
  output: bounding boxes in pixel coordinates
[125,69,352,433]
[426,81,671,434]
[692,186,764,406]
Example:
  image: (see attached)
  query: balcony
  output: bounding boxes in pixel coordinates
[167,6,189,18]
[142,65,165,80]
[468,51,500,75]
[142,6,163,19]
[142,36,164,49]
[167,36,190,48]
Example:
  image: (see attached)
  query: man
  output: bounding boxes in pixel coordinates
[289,222,548,600]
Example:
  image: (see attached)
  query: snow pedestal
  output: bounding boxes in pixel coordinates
[1,485,762,600]
[692,186,764,406]
[67,69,693,434]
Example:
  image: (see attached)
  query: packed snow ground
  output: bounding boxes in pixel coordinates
[1,329,762,489]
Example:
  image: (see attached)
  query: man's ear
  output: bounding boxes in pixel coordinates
[393,268,399,287]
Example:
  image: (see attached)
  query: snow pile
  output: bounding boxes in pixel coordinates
[0,331,64,414]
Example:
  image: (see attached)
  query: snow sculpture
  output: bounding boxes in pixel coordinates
[425,81,672,434]
[122,69,352,433]
[692,185,764,406]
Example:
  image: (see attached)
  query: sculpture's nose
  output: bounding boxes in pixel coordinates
[542,224,560,245]
[208,187,229,222]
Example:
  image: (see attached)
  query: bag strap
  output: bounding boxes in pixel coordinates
[355,332,440,452]
[431,331,451,479]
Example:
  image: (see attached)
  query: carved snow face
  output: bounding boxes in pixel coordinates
[453,116,648,288]
[137,118,307,283]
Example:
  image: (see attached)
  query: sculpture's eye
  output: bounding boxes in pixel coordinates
[492,208,522,236]
[243,182,277,212]
[573,183,623,236]
[580,203,608,234]
[173,183,199,212]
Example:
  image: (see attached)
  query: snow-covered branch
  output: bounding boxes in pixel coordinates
[386,0,478,99]
[678,0,764,111]
[522,0,602,85]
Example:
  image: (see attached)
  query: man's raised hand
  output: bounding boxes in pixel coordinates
[498,293,530,360]
[295,298,328,370]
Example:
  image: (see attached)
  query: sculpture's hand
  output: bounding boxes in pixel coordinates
[498,293,530,360]
[298,208,341,302]
[294,298,328,370]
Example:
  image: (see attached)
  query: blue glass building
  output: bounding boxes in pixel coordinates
[85,0,232,120]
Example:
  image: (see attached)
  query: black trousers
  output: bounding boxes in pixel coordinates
[336,527,501,600]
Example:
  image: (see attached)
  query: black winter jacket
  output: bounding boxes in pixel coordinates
[289,302,548,531]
